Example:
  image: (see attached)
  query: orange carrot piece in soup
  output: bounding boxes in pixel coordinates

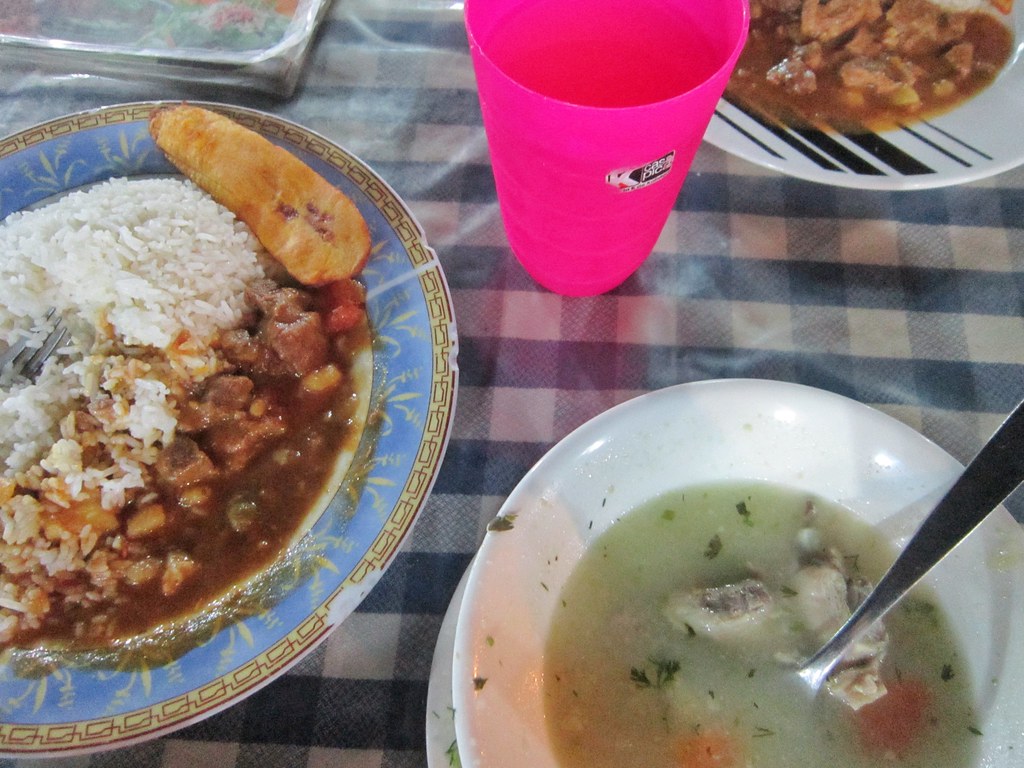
[856,678,932,757]
[675,728,740,768]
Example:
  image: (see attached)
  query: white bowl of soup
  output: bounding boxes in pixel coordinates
[451,379,1024,768]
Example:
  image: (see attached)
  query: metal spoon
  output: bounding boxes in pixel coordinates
[798,397,1024,692]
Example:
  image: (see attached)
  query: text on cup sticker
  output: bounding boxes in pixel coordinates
[606,151,675,191]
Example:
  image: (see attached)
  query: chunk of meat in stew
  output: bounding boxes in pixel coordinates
[800,0,883,43]
[134,279,360,603]
[884,0,968,56]
[220,278,330,376]
[154,436,217,492]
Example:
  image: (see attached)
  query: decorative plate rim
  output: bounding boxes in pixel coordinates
[0,101,459,756]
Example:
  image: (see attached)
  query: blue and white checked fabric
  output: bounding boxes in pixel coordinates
[1,1,1021,766]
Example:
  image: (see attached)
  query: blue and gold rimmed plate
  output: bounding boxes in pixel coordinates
[0,102,458,756]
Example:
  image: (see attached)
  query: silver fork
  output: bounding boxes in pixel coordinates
[0,309,70,382]
[798,396,1024,694]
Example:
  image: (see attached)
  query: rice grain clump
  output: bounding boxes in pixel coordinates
[0,177,265,644]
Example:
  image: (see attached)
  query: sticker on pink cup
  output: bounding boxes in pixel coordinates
[606,151,677,192]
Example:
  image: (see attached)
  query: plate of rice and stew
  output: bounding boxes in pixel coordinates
[705,0,1024,188]
[0,102,458,756]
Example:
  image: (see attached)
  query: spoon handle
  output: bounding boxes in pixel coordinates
[800,397,1024,689]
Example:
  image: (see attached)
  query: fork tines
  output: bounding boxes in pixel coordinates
[0,309,69,382]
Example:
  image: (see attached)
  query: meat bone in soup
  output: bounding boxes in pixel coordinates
[543,482,978,768]
[726,0,1014,131]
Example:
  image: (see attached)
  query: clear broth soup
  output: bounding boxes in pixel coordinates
[544,481,979,768]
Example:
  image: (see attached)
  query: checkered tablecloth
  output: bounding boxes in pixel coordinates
[1,1,1022,766]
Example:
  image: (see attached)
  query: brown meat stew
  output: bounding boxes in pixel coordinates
[20,277,370,646]
[727,0,1014,131]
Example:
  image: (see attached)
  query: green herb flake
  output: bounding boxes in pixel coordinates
[736,500,754,526]
[654,658,680,687]
[753,726,776,738]
[685,623,697,638]
[473,677,488,691]
[968,725,983,736]
[630,667,652,688]
[780,585,799,597]
[901,598,940,628]
[941,663,955,681]
[747,668,756,678]
[631,658,680,689]
[446,739,462,768]
[487,514,517,532]
[485,635,495,647]
[662,508,676,521]
[704,534,723,559]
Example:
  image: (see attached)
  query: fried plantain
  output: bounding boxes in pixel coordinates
[149,104,371,286]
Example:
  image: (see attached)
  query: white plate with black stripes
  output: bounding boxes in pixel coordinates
[704,8,1024,190]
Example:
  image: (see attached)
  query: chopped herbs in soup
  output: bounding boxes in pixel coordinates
[543,482,979,768]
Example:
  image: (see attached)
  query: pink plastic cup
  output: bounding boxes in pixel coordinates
[465,0,749,296]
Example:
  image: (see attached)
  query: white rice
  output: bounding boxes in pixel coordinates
[0,177,265,479]
[0,176,268,642]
